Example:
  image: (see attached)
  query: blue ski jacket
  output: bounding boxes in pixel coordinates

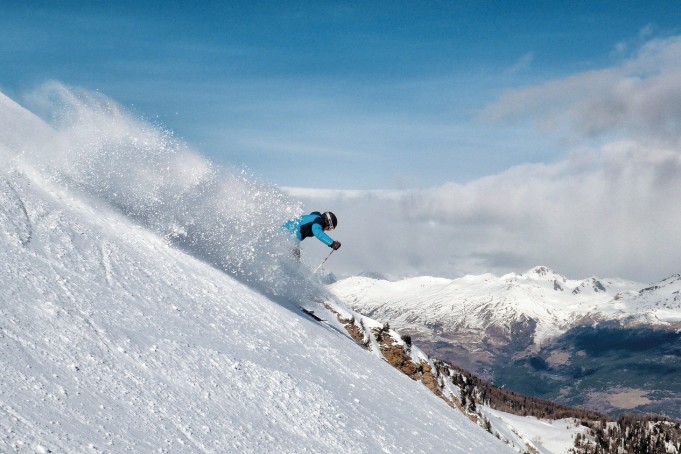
[281,213,335,247]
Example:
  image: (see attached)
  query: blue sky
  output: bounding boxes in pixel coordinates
[4,2,681,282]
[3,1,681,189]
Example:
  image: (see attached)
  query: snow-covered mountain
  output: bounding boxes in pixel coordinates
[0,86,520,453]
[329,267,681,418]
[329,265,681,348]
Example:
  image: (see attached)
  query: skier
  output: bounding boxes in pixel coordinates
[281,211,341,258]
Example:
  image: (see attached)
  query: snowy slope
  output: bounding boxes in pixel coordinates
[482,408,587,454]
[613,274,681,319]
[0,86,513,453]
[327,266,680,346]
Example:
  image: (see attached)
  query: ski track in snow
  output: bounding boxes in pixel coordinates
[0,86,513,453]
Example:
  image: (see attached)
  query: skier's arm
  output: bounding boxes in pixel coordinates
[311,222,335,247]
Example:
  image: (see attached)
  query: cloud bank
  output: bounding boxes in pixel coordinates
[289,37,681,283]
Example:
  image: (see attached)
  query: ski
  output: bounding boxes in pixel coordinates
[300,307,325,322]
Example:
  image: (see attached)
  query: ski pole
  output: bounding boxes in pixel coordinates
[312,249,334,275]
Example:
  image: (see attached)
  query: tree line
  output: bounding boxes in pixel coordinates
[441,362,681,453]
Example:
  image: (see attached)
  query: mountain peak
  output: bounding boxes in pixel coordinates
[522,266,566,283]
[571,277,607,294]
[529,265,554,275]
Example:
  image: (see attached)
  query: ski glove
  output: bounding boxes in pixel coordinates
[331,241,341,250]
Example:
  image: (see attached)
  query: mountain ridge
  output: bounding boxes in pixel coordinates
[329,266,681,347]
[329,268,681,418]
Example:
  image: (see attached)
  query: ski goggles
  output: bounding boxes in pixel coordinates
[323,213,335,230]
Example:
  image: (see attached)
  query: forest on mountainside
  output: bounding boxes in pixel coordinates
[449,363,681,453]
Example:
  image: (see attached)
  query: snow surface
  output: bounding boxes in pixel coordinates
[0,85,513,453]
[482,407,587,454]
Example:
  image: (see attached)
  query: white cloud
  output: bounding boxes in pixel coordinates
[290,37,681,283]
[291,141,681,283]
[639,23,656,40]
[484,36,681,145]
[505,52,534,75]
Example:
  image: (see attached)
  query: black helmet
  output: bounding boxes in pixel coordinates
[323,211,337,229]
